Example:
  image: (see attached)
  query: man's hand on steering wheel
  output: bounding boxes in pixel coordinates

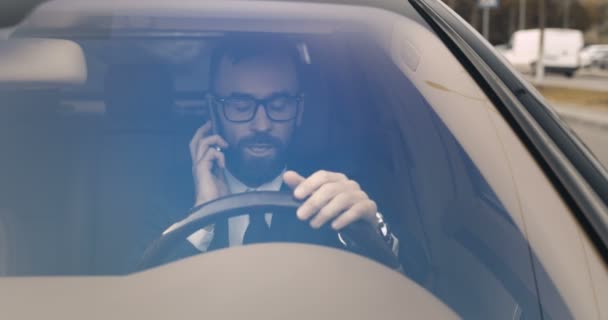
[189,120,378,234]
[283,170,378,231]
[139,192,401,271]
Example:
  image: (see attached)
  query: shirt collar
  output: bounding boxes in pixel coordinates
[224,167,286,193]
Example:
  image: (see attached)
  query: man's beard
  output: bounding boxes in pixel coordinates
[225,133,287,188]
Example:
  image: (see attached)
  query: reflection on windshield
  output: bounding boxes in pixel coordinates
[0,27,571,319]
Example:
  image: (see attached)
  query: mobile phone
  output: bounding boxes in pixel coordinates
[205,93,222,152]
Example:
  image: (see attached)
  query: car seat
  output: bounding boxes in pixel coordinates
[0,89,77,275]
[89,64,185,274]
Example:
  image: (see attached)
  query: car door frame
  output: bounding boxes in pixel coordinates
[408,0,608,263]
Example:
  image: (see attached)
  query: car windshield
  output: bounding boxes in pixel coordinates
[0,1,576,319]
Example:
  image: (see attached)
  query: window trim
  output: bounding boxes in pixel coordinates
[408,0,608,262]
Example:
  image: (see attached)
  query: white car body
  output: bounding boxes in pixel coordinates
[500,28,584,75]
[579,44,608,68]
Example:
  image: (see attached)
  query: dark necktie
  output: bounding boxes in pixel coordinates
[243,212,270,244]
[242,188,270,244]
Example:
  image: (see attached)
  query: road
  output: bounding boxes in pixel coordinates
[555,105,608,169]
[564,120,608,169]
[524,69,608,92]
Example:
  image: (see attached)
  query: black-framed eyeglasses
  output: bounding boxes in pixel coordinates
[212,93,303,123]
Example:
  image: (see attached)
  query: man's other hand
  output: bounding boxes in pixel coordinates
[283,170,377,230]
[190,121,229,207]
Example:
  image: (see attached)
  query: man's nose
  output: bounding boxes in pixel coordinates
[250,104,272,132]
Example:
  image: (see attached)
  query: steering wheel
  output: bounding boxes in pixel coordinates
[138,191,401,271]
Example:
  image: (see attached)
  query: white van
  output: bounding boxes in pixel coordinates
[500,28,584,77]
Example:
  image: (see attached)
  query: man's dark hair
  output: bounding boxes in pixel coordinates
[208,34,307,93]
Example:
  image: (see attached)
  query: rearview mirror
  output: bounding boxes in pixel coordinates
[0,38,86,87]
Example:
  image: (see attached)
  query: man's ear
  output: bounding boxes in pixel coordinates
[296,95,305,126]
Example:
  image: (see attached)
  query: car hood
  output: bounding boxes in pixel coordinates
[0,243,458,319]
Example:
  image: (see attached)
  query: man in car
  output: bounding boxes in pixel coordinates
[164,36,398,258]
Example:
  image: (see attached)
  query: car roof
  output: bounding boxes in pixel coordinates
[262,0,411,14]
[25,0,416,14]
[13,0,429,39]
[2,0,419,29]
